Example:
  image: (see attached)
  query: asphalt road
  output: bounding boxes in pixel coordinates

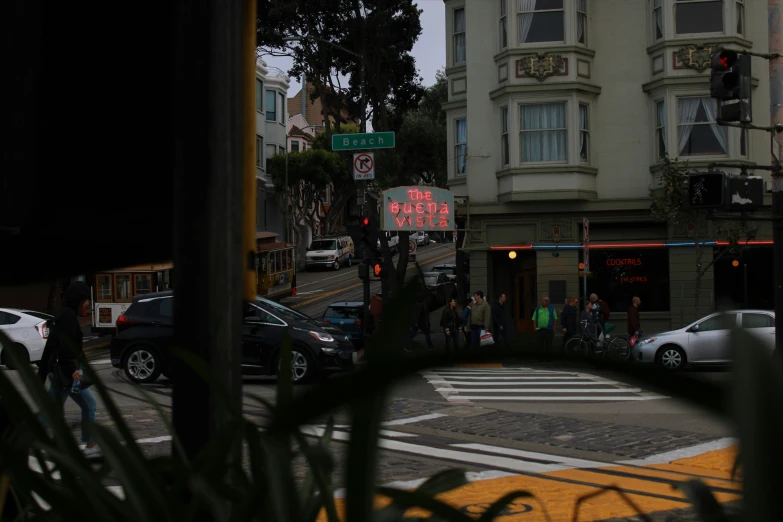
[284,241,457,318]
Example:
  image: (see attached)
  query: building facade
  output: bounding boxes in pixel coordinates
[444,0,774,337]
[255,59,290,241]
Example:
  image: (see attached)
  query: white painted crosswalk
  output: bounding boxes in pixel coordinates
[420,367,669,403]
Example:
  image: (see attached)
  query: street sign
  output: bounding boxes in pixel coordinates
[353,153,375,180]
[333,132,396,151]
[408,238,417,262]
[582,218,589,245]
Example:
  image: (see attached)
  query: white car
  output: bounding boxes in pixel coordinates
[0,308,53,368]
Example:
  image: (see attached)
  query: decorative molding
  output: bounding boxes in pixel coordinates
[451,77,467,95]
[495,46,596,62]
[489,81,601,99]
[652,54,664,74]
[517,53,566,81]
[496,165,599,178]
[576,59,591,79]
[647,36,752,56]
[444,64,467,76]
[675,43,723,72]
[498,62,509,83]
[540,219,575,240]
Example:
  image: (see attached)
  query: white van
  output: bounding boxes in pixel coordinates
[305,236,355,271]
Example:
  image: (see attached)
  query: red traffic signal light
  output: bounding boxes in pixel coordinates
[362,217,369,226]
[717,50,738,69]
[373,263,382,277]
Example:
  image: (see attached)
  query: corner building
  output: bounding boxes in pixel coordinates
[444,0,775,337]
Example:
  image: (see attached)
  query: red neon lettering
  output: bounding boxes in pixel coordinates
[395,216,406,227]
[438,217,449,228]
[428,202,437,214]
[390,202,399,214]
[439,203,449,214]
[402,203,412,214]
[415,203,425,213]
[424,191,432,201]
[407,189,433,201]
[427,215,436,227]
[416,216,425,228]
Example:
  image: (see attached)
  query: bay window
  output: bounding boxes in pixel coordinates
[501,106,509,166]
[519,102,567,163]
[577,0,587,44]
[500,0,508,49]
[655,100,666,160]
[736,0,744,36]
[677,96,727,156]
[265,90,276,122]
[454,8,466,64]
[675,0,723,35]
[455,118,467,174]
[518,0,564,44]
[578,103,589,162]
[653,0,663,40]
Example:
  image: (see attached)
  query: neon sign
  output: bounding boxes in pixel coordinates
[606,258,643,267]
[381,186,454,232]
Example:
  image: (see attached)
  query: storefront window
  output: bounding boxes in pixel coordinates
[584,249,670,312]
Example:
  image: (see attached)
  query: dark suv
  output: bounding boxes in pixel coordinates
[110,291,355,384]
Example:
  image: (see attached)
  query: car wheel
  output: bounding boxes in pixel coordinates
[123,345,163,383]
[1,343,31,370]
[278,346,315,384]
[656,345,686,371]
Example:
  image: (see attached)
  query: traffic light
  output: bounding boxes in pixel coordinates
[370,258,384,281]
[688,172,726,208]
[710,49,752,123]
[360,217,372,258]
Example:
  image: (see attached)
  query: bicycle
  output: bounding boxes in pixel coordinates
[565,321,631,363]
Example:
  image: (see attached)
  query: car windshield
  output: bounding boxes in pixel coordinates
[325,307,362,320]
[310,240,336,250]
[255,296,310,322]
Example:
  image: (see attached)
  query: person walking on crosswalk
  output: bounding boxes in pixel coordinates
[469,291,491,350]
[532,297,557,361]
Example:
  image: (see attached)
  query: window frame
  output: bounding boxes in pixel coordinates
[115,274,132,303]
[578,102,590,164]
[265,89,277,122]
[735,0,744,36]
[577,0,588,45]
[256,79,264,113]
[676,95,728,158]
[133,273,153,296]
[455,117,468,176]
[518,101,569,165]
[278,92,285,124]
[652,0,664,41]
[674,0,725,37]
[291,140,300,153]
[453,7,466,65]
[499,0,508,50]
[517,0,566,45]
[95,274,114,303]
[500,106,510,167]
[256,135,264,168]
[655,99,667,161]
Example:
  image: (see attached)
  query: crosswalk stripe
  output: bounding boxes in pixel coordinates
[422,367,669,403]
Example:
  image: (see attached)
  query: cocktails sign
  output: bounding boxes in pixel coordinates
[381,186,454,232]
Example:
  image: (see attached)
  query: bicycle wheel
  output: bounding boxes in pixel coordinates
[607,337,631,363]
[565,337,588,359]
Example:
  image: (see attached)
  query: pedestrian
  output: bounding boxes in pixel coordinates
[469,291,491,350]
[560,296,578,353]
[627,296,642,339]
[588,293,609,343]
[491,293,510,347]
[532,296,557,361]
[581,301,596,340]
[37,281,100,456]
[440,298,460,355]
[404,297,434,352]
[460,297,473,346]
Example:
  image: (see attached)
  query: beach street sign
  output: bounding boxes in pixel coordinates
[332,132,396,151]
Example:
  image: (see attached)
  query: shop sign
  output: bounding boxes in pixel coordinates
[606,258,643,267]
[381,186,454,231]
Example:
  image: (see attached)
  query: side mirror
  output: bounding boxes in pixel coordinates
[690,324,700,333]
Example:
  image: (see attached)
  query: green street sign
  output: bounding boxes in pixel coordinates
[332,132,395,151]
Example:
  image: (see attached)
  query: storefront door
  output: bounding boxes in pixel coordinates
[514,268,536,333]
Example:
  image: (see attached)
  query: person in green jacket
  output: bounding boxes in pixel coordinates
[532,296,557,361]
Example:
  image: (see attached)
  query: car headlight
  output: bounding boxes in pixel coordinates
[321,347,339,355]
[637,337,657,346]
[328,255,335,260]
[309,331,335,343]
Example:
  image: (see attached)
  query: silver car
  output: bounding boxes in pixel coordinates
[631,309,776,370]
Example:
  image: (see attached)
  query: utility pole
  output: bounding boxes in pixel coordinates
[770,0,783,358]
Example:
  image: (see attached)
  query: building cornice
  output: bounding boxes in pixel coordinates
[642,74,760,92]
[494,45,596,63]
[445,64,467,76]
[442,99,468,111]
[496,165,599,178]
[646,35,753,56]
[489,81,601,99]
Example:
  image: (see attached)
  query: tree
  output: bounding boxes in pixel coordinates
[312,124,361,233]
[267,149,343,246]
[649,157,757,317]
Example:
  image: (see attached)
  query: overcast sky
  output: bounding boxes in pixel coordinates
[261,0,445,99]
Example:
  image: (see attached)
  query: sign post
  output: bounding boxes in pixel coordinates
[353,152,375,180]
[582,218,589,310]
[408,238,417,262]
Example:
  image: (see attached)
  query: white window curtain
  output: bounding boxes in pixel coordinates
[700,97,728,152]
[577,0,587,44]
[677,98,701,154]
[456,119,467,174]
[520,103,567,162]
[518,0,536,44]
[653,0,663,39]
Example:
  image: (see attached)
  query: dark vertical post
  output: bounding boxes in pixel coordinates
[769,0,783,359]
[744,262,749,307]
[172,0,244,462]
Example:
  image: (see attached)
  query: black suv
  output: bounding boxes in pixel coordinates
[110,291,355,384]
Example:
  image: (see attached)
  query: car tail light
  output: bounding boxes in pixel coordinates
[323,319,331,324]
[116,314,133,328]
[355,320,362,327]
[35,321,49,339]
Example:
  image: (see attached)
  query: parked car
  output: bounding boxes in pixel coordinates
[305,235,355,271]
[0,308,52,368]
[431,263,457,283]
[421,272,456,308]
[376,231,399,254]
[412,231,429,246]
[110,291,355,384]
[631,309,776,371]
[322,301,365,348]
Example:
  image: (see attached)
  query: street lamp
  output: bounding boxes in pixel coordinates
[284,123,325,244]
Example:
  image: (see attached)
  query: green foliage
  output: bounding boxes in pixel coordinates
[649,156,694,226]
[267,149,341,194]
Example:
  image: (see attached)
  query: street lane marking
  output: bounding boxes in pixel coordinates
[451,443,609,469]
[618,437,737,465]
[436,388,645,393]
[454,363,503,368]
[447,395,668,401]
[89,359,113,366]
[292,250,456,308]
[382,413,449,426]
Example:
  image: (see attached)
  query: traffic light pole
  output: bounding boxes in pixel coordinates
[769,0,783,358]
[362,181,371,333]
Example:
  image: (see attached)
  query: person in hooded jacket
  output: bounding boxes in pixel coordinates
[38,281,99,456]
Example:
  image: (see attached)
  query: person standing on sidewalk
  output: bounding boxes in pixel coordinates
[440,298,460,355]
[491,293,509,347]
[469,291,491,350]
[37,281,100,456]
[627,296,642,338]
[560,296,578,354]
[405,297,434,352]
[532,296,557,361]
[460,298,473,346]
